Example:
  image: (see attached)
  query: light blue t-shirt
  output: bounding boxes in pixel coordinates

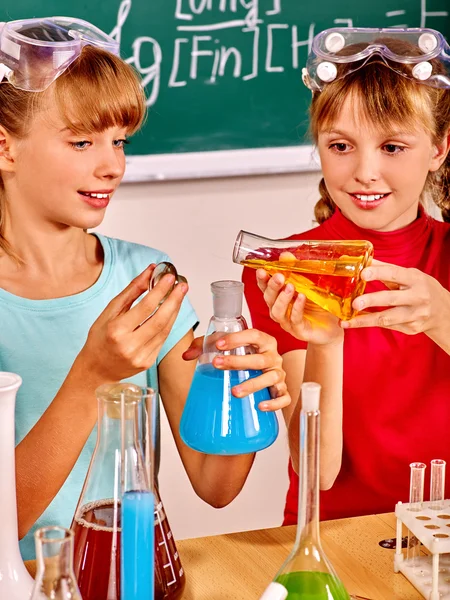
[0,234,198,560]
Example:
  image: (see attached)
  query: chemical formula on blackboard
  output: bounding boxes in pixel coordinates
[111,0,449,107]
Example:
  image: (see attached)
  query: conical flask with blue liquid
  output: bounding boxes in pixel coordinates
[180,280,279,455]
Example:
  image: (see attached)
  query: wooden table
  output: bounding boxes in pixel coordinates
[25,513,422,599]
[175,513,421,599]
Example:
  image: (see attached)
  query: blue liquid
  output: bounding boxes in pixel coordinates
[180,364,279,454]
[121,491,154,600]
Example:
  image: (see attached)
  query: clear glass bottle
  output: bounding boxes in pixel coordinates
[233,230,373,320]
[180,280,278,455]
[71,383,185,600]
[260,383,350,600]
[31,526,82,600]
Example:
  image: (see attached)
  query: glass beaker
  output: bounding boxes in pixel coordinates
[180,280,279,455]
[31,526,82,600]
[260,383,350,600]
[71,384,185,600]
[233,230,374,320]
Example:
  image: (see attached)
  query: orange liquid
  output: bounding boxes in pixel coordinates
[243,243,373,320]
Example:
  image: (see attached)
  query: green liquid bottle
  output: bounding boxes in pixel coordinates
[259,383,350,600]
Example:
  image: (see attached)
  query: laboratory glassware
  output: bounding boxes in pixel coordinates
[430,459,446,511]
[120,385,154,600]
[153,485,185,598]
[180,280,278,454]
[233,230,374,320]
[0,372,34,600]
[30,526,82,600]
[149,261,188,312]
[407,462,426,567]
[260,383,350,600]
[71,383,185,600]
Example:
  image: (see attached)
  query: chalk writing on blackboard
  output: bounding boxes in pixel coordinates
[110,0,448,107]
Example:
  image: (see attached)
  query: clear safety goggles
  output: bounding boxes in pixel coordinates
[303,27,450,91]
[0,17,119,92]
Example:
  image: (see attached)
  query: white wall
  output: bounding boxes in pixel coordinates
[97,170,322,540]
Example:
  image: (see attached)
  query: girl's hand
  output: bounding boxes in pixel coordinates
[257,268,343,346]
[78,264,188,382]
[183,330,290,411]
[342,259,450,336]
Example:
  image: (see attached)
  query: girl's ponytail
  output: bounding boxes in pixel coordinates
[427,152,450,223]
[314,177,336,224]
[436,154,450,223]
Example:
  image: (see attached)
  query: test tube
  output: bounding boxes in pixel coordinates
[407,462,426,568]
[409,462,426,512]
[430,459,446,511]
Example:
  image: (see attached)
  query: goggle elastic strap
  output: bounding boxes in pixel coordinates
[0,62,12,83]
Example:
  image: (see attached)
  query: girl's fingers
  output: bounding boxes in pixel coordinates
[182,336,204,361]
[99,264,156,321]
[230,368,284,398]
[256,269,271,293]
[286,292,306,325]
[214,328,277,353]
[121,273,179,331]
[352,288,415,312]
[259,390,291,411]
[213,351,280,372]
[361,263,414,286]
[263,273,287,308]
[270,283,296,322]
[341,306,414,330]
[136,282,187,346]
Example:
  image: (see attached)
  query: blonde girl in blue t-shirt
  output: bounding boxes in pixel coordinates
[0,17,290,557]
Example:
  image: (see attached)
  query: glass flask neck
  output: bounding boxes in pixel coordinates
[295,408,321,548]
[233,230,274,264]
[74,384,154,515]
[95,387,152,493]
[33,527,81,599]
[201,280,254,360]
[96,393,141,451]
[211,280,244,319]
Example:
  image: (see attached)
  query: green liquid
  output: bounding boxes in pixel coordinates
[276,571,350,600]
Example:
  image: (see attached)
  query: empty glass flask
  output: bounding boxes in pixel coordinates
[180,280,278,455]
[30,526,82,600]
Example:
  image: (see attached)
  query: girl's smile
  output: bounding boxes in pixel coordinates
[348,191,391,211]
[78,189,114,209]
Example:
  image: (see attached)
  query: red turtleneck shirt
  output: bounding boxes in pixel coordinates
[243,207,450,525]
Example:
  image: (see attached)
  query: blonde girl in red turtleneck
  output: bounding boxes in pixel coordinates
[243,41,450,525]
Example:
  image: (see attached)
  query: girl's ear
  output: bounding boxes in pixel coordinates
[430,128,450,172]
[0,125,15,173]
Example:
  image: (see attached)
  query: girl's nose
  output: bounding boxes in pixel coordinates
[353,151,380,185]
[94,149,124,180]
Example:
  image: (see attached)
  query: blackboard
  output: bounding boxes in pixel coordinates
[2,1,449,180]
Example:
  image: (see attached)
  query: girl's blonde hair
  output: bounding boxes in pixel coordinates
[0,45,146,259]
[310,47,450,224]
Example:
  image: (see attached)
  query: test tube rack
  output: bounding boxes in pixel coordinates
[395,500,450,599]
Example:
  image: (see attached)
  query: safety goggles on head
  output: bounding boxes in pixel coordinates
[302,27,450,91]
[0,16,119,92]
